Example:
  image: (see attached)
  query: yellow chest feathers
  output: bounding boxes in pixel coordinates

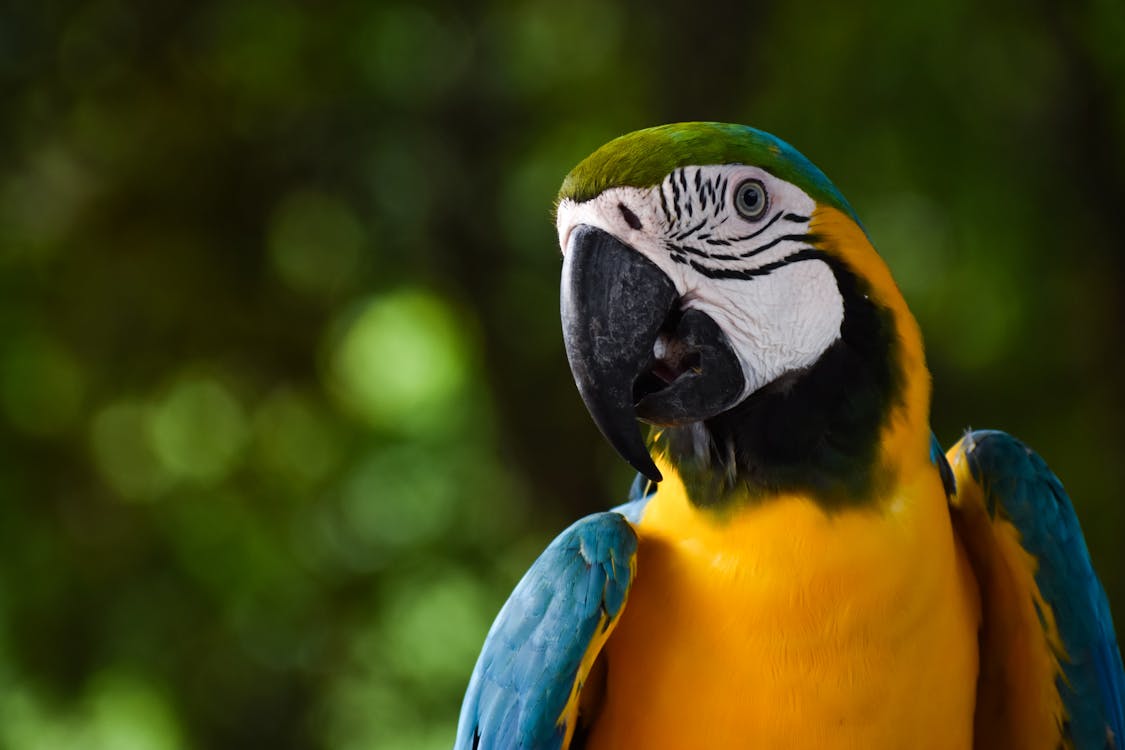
[584,468,981,750]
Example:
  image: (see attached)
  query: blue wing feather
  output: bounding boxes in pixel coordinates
[959,430,1125,748]
[456,511,637,750]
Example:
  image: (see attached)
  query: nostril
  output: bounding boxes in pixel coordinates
[618,203,642,230]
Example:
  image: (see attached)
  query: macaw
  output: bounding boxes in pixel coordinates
[455,123,1125,749]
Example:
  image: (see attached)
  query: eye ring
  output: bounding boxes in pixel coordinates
[734,179,769,221]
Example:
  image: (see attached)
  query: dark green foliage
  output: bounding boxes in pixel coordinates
[1,1,1124,748]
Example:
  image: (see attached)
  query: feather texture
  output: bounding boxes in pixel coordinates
[455,512,637,750]
[949,430,1124,749]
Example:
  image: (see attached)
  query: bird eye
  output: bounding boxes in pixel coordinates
[734,179,769,221]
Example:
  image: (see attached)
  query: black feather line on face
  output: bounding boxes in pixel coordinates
[685,248,821,280]
[673,220,707,241]
[665,232,819,266]
[738,232,819,260]
[704,210,785,244]
[657,184,672,223]
[679,170,692,218]
[707,211,810,246]
[665,241,733,261]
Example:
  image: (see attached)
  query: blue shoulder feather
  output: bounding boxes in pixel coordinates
[960,430,1125,748]
[930,432,957,497]
[614,473,656,523]
[455,512,637,750]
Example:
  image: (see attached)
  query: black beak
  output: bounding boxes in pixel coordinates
[560,225,745,483]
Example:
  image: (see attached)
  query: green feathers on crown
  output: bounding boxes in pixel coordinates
[558,122,856,219]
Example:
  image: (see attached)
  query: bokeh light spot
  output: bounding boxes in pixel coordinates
[0,148,95,261]
[0,672,183,750]
[268,189,364,297]
[253,387,343,487]
[355,6,471,104]
[319,674,451,750]
[149,376,248,484]
[202,2,306,106]
[0,334,85,436]
[939,264,1024,370]
[340,445,458,553]
[83,671,184,750]
[89,399,171,501]
[381,570,495,688]
[494,2,622,93]
[327,290,469,432]
[867,191,953,311]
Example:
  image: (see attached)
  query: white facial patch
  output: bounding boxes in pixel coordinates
[557,164,845,401]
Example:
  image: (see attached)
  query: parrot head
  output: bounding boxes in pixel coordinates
[556,123,928,506]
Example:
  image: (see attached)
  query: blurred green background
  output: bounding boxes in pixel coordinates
[2,1,1124,748]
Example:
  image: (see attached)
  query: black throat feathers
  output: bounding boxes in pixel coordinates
[653,257,906,510]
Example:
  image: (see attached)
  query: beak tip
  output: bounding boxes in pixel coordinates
[623,439,662,483]
[619,441,662,483]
